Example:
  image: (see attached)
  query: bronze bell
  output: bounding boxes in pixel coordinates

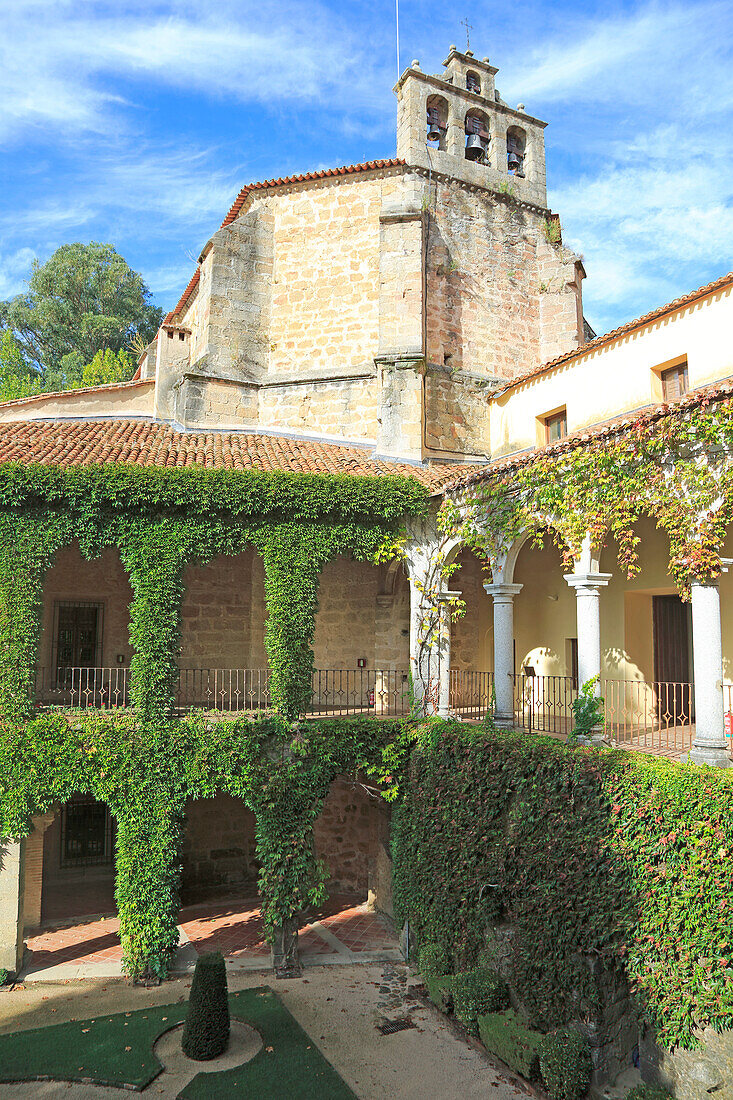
[427,108,442,142]
[508,150,523,172]
[465,134,487,161]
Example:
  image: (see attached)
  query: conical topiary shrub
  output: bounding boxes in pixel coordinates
[181,951,230,1060]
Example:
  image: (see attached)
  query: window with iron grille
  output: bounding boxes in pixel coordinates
[60,796,115,868]
[53,601,103,684]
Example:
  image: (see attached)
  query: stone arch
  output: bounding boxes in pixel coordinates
[426,93,449,151]
[506,124,527,177]
[466,69,481,94]
[464,108,491,163]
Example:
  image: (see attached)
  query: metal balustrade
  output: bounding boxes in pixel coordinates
[513,674,577,734]
[603,678,694,755]
[30,667,719,759]
[35,667,130,710]
[450,669,493,719]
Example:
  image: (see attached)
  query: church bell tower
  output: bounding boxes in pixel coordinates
[395,46,548,209]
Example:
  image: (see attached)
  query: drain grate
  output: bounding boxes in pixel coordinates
[377,1016,416,1035]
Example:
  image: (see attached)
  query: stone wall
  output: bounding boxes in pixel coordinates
[424,367,494,456]
[39,544,134,672]
[314,777,385,893]
[180,550,258,668]
[181,795,259,900]
[269,176,396,376]
[451,549,492,673]
[426,178,582,382]
[641,1027,733,1099]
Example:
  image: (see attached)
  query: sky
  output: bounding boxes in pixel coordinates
[1,0,732,336]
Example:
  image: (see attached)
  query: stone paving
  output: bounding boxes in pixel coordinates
[23,893,400,980]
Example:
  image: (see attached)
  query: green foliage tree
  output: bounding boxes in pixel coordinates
[0,242,161,379]
[0,332,44,403]
[181,952,230,1060]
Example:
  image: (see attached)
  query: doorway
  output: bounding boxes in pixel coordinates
[653,595,693,721]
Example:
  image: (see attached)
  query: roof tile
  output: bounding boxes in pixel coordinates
[0,418,481,490]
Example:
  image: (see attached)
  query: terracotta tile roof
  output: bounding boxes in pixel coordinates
[165,159,405,323]
[504,270,733,392]
[0,379,153,410]
[0,417,482,488]
[443,377,733,494]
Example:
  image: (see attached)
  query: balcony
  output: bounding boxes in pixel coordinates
[32,668,732,762]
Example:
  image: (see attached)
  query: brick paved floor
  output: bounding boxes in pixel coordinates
[25,893,398,975]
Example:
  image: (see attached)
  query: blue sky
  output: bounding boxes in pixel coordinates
[2,0,732,336]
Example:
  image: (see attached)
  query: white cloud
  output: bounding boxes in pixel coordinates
[0,0,392,144]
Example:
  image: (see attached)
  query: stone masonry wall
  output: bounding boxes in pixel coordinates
[426,178,581,381]
[424,368,494,455]
[451,549,492,673]
[269,175,400,375]
[39,544,134,672]
[180,551,257,668]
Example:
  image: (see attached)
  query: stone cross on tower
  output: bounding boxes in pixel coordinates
[460,17,473,51]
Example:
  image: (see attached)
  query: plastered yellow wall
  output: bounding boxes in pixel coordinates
[489,284,733,459]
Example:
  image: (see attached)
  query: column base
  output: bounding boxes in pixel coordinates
[689,745,732,768]
[493,714,515,729]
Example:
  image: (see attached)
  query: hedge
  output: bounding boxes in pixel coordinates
[392,722,733,1050]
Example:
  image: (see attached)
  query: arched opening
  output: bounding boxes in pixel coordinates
[506,125,527,177]
[426,94,449,151]
[466,70,481,94]
[465,108,490,164]
[449,548,493,716]
[36,542,132,709]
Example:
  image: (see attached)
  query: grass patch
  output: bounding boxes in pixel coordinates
[183,987,356,1099]
[0,987,356,1098]
[0,1000,187,1088]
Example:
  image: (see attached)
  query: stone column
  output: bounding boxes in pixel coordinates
[408,578,461,717]
[564,571,612,687]
[484,583,522,726]
[0,839,25,977]
[690,580,731,768]
[437,591,461,718]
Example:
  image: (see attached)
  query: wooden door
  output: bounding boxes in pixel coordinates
[56,604,99,678]
[653,595,692,722]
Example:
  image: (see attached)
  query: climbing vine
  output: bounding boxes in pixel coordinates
[0,710,399,979]
[0,464,428,719]
[441,397,733,594]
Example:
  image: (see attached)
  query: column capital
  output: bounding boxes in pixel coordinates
[483,582,523,601]
[436,589,462,603]
[565,572,612,592]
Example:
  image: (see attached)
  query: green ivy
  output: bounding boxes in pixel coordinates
[0,463,427,718]
[0,712,399,979]
[441,399,733,594]
[392,721,733,1050]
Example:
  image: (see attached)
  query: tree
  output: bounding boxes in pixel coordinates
[0,331,44,403]
[0,242,162,379]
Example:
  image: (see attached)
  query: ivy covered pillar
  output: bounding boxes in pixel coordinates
[0,513,72,719]
[690,578,731,768]
[484,583,522,726]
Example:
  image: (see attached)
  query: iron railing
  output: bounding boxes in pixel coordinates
[603,678,694,756]
[450,669,493,719]
[35,666,130,710]
[33,668,725,760]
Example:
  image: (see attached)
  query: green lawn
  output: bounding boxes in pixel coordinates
[0,987,357,1099]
